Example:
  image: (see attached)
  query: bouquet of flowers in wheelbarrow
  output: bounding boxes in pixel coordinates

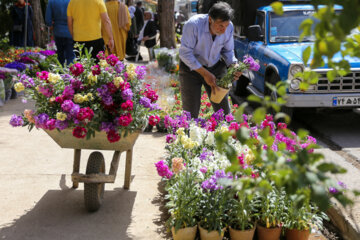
[211,55,260,103]
[10,48,161,211]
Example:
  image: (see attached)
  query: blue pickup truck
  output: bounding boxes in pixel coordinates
[222,0,360,111]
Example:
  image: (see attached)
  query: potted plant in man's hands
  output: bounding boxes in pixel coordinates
[166,170,200,240]
[284,198,328,240]
[210,55,260,104]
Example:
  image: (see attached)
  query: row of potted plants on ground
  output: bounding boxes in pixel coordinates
[155,110,346,240]
[9,46,161,142]
[0,47,58,105]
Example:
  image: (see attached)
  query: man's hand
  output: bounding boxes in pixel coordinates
[230,63,242,81]
[142,36,149,41]
[196,67,219,95]
[108,38,114,52]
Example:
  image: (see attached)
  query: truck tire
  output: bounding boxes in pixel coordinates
[266,73,293,119]
[84,151,105,212]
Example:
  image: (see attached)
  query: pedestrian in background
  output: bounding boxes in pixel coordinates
[125,0,139,59]
[135,1,144,34]
[45,0,75,65]
[137,11,157,60]
[102,0,131,60]
[67,0,114,59]
[10,0,34,47]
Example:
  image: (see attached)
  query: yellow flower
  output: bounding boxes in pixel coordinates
[86,93,94,100]
[24,109,35,123]
[127,63,135,72]
[245,149,255,165]
[48,73,62,84]
[14,82,25,92]
[126,64,136,80]
[99,59,108,68]
[87,73,97,85]
[49,97,56,103]
[56,112,67,121]
[74,94,85,103]
[176,128,185,136]
[113,77,124,88]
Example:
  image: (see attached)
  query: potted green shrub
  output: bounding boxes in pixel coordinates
[166,170,200,240]
[255,188,287,240]
[227,193,257,240]
[284,199,328,240]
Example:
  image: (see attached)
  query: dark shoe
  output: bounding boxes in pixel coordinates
[138,54,143,61]
[126,56,136,61]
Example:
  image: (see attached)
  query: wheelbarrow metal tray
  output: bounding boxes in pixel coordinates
[45,129,141,151]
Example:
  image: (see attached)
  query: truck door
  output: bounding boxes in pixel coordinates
[247,11,267,93]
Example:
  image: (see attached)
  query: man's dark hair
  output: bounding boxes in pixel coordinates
[136,1,142,6]
[208,2,234,21]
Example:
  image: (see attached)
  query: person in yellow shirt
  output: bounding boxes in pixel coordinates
[67,0,114,59]
[102,0,131,60]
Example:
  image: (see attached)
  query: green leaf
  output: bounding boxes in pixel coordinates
[271,2,283,15]
[317,163,336,172]
[302,46,312,65]
[253,107,266,124]
[247,94,262,103]
[327,70,337,82]
[297,129,309,139]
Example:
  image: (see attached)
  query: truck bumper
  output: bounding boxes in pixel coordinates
[286,93,360,107]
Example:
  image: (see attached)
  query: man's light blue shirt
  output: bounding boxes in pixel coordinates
[45,0,72,38]
[179,14,237,71]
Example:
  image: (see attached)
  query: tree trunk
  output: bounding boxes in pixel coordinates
[31,0,47,47]
[158,0,176,48]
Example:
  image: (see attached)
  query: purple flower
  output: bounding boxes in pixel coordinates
[39,50,56,56]
[70,79,83,90]
[61,100,74,112]
[212,109,225,122]
[121,88,133,101]
[140,96,151,108]
[200,166,208,173]
[100,122,116,132]
[114,61,125,73]
[19,74,35,88]
[329,187,339,194]
[69,104,80,117]
[102,95,114,106]
[5,61,26,71]
[35,113,49,129]
[9,114,24,127]
[199,148,213,162]
[338,181,347,189]
[55,120,69,130]
[135,65,147,80]
[62,86,74,99]
[201,170,233,191]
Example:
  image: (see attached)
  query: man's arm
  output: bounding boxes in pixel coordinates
[100,12,114,52]
[67,16,73,38]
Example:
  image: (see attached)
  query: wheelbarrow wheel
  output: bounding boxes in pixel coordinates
[84,151,105,212]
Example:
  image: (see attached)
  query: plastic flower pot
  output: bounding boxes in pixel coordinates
[229,225,256,240]
[210,86,230,104]
[171,225,197,240]
[257,225,282,240]
[285,228,310,240]
[198,225,226,240]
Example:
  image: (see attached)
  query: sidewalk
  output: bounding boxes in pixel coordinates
[0,98,170,240]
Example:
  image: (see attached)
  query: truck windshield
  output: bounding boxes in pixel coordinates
[270,10,318,43]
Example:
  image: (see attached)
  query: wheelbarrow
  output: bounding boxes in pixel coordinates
[45,129,141,212]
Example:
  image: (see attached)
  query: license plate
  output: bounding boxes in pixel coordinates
[332,96,360,106]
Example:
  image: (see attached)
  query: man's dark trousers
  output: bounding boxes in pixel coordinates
[179,60,231,119]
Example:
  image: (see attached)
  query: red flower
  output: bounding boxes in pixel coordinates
[106,82,118,94]
[91,65,101,75]
[72,126,87,138]
[121,100,134,111]
[107,130,121,143]
[76,107,94,122]
[118,113,133,126]
[70,63,84,76]
[277,122,287,130]
[106,54,119,66]
[119,81,130,91]
[149,115,160,126]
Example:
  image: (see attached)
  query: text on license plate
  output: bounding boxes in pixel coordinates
[332,97,360,106]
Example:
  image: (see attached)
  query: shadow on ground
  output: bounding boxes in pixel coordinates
[0,186,137,240]
[151,181,171,240]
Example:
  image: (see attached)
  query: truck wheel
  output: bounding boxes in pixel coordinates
[84,151,105,212]
[233,75,250,97]
[266,73,293,120]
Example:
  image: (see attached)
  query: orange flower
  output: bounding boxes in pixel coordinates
[172,157,185,174]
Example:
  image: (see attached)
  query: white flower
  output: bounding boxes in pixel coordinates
[205,132,215,146]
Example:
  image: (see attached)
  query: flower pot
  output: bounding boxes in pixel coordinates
[198,225,226,240]
[171,225,197,240]
[229,226,255,240]
[210,86,230,104]
[257,225,282,240]
[285,229,310,240]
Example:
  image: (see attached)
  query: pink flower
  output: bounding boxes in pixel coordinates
[121,100,134,111]
[70,63,84,76]
[46,119,56,130]
[118,113,133,126]
[38,86,53,98]
[36,71,49,80]
[155,160,173,179]
[149,115,160,126]
[76,107,94,122]
[97,51,106,60]
[72,126,87,138]
[106,54,119,66]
